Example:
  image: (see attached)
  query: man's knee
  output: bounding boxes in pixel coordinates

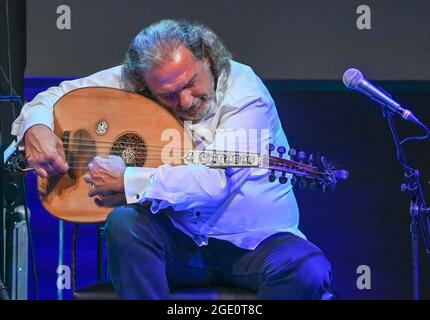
[269,251,331,283]
[105,205,150,246]
[267,252,332,299]
[262,236,332,299]
[295,253,332,292]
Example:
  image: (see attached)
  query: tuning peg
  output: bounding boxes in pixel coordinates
[288,148,297,159]
[279,172,288,184]
[334,169,349,180]
[277,146,286,158]
[319,155,328,169]
[308,153,315,166]
[299,178,307,190]
[269,169,276,182]
[298,151,307,163]
[267,143,275,156]
[322,182,335,193]
[291,175,298,186]
[309,179,319,191]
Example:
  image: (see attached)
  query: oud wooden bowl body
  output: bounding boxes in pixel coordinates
[37,87,193,223]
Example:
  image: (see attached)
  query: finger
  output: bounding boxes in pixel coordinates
[50,153,69,174]
[40,161,58,177]
[94,196,104,207]
[92,156,103,165]
[88,186,112,197]
[88,188,98,197]
[108,154,122,161]
[26,156,48,178]
[108,154,126,167]
[94,194,126,208]
[56,138,67,161]
[36,167,49,179]
[27,155,53,177]
[83,173,93,183]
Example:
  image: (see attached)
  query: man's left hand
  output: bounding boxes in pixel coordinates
[84,155,126,197]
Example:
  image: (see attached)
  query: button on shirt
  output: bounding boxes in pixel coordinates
[11,60,305,250]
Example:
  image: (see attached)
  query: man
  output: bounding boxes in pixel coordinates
[12,19,332,299]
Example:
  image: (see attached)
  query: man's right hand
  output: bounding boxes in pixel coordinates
[24,124,69,178]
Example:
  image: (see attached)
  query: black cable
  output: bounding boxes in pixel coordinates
[400,119,430,146]
[5,0,13,98]
[3,0,21,119]
[2,1,37,300]
[396,120,430,172]
[0,66,23,118]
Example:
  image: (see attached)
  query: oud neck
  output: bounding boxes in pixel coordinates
[182,149,263,168]
[182,149,323,178]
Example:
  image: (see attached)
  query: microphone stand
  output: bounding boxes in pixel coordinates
[0,95,20,300]
[382,107,430,300]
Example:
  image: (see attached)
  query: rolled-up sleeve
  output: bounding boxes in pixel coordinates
[11,65,123,141]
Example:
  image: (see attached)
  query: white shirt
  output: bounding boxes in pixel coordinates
[12,60,305,250]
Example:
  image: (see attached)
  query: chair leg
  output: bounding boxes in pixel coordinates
[72,223,80,294]
[96,224,105,281]
[57,220,64,300]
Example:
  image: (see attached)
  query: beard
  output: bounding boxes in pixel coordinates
[177,90,216,121]
[177,64,217,122]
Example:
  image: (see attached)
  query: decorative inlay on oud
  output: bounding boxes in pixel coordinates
[110,133,147,167]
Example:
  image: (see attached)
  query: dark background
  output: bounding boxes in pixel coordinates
[0,0,25,146]
[25,0,430,80]
[1,0,430,299]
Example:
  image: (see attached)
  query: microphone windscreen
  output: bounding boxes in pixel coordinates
[343,68,363,89]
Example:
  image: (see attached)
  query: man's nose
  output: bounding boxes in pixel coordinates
[179,89,194,109]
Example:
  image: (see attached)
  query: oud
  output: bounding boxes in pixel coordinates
[8,87,348,223]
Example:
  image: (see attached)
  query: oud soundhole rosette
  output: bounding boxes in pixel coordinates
[110,133,146,167]
[95,120,109,136]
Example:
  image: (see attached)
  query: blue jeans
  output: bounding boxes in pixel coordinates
[105,204,332,300]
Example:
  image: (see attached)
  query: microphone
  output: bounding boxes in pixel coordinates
[342,68,419,124]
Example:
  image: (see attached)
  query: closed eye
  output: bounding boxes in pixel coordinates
[159,92,177,100]
[158,75,197,100]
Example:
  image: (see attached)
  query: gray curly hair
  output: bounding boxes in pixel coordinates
[121,19,232,98]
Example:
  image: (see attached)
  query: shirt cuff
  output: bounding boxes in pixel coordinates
[13,109,54,143]
[124,166,156,204]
